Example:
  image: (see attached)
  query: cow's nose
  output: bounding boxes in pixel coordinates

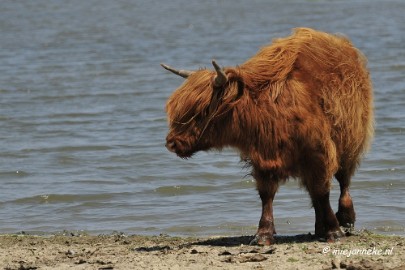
[165,140,177,153]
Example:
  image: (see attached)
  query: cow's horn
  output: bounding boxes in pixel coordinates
[160,63,193,78]
[212,60,228,87]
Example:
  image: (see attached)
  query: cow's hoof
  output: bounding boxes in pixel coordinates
[250,234,274,246]
[336,211,355,229]
[326,229,345,243]
[343,225,355,236]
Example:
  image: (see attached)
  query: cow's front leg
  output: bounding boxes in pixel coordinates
[250,170,279,246]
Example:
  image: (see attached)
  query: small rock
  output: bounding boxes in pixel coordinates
[263,247,276,254]
[76,259,86,265]
[66,249,76,258]
[219,251,232,256]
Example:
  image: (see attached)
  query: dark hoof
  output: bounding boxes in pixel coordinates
[336,211,355,228]
[250,234,274,246]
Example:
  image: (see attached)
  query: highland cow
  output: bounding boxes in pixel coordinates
[161,28,373,245]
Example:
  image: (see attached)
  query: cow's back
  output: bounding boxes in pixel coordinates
[292,28,374,165]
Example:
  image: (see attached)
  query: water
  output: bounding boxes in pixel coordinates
[0,0,404,237]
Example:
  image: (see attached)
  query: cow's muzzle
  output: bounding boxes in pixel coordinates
[165,136,194,158]
[165,139,177,153]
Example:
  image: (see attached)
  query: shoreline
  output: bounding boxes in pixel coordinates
[0,230,404,270]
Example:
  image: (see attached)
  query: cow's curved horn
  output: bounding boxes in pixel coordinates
[160,63,193,78]
[212,60,228,87]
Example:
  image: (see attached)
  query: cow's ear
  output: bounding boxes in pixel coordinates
[232,79,245,100]
[222,68,245,102]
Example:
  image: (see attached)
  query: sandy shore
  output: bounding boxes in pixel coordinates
[0,230,404,270]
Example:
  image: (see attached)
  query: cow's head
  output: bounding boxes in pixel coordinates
[162,60,242,158]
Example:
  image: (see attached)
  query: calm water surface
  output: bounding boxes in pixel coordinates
[0,0,404,236]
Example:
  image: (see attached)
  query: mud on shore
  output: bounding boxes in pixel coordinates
[0,230,404,270]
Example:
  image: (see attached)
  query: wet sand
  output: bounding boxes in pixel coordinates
[0,230,404,270]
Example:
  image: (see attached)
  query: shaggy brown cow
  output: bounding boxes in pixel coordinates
[161,28,373,245]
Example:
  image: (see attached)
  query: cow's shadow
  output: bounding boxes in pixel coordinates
[192,233,319,247]
[134,233,324,252]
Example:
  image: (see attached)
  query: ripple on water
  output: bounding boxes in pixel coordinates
[154,185,217,196]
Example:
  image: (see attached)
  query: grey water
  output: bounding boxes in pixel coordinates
[0,0,404,237]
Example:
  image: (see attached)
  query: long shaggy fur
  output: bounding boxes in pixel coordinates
[166,28,373,190]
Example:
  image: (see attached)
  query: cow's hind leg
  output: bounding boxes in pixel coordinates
[335,166,356,230]
[302,151,344,242]
[250,169,279,246]
[310,189,344,242]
